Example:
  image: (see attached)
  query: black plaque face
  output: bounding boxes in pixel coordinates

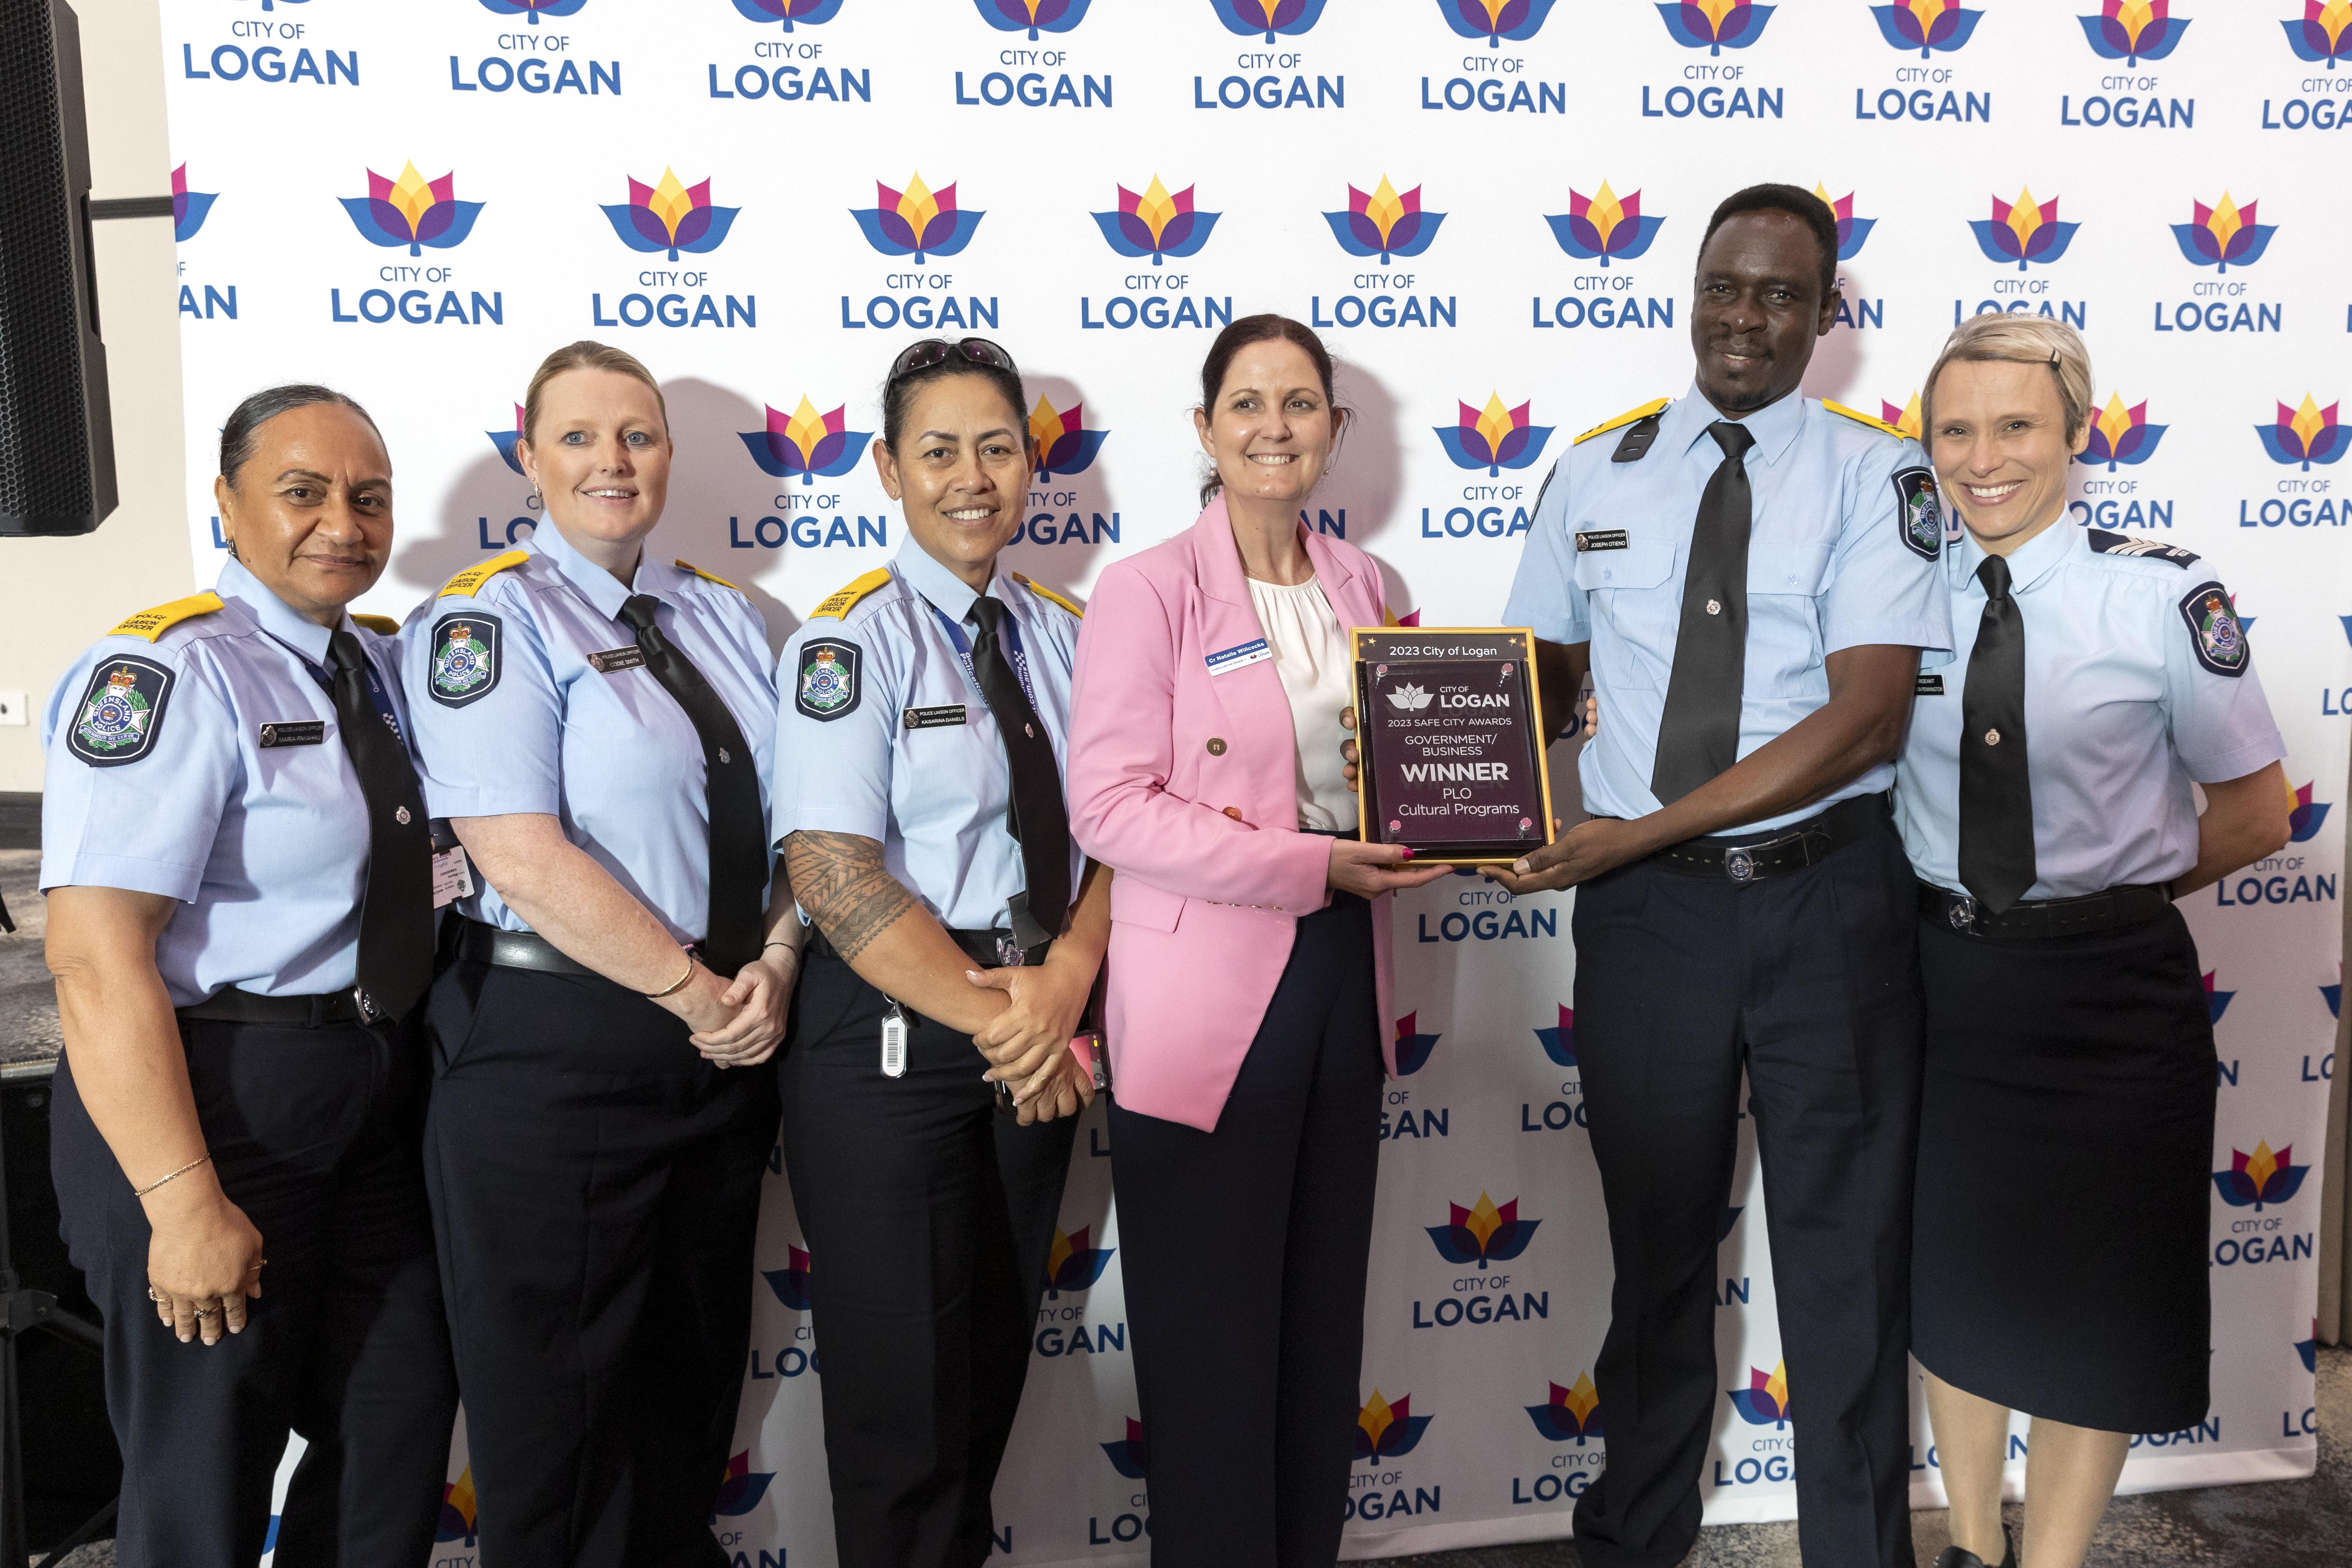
[1354,628,1554,865]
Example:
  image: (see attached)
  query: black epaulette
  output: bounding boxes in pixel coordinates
[2087,530,2200,567]
[1611,413,1664,463]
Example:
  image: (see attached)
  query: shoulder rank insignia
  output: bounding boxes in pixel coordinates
[810,567,892,620]
[2088,530,2199,567]
[2178,582,2248,678]
[675,559,743,592]
[1824,400,1907,439]
[438,550,528,599]
[1573,397,1670,447]
[1011,571,1083,617]
[107,591,223,643]
[349,613,401,636]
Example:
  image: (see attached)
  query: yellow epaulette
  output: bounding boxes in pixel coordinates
[439,550,529,598]
[809,567,892,620]
[349,614,401,636]
[1573,397,1671,446]
[108,591,224,642]
[1823,400,1907,439]
[675,559,742,592]
[1011,571,1083,618]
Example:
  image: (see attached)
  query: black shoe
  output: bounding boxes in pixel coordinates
[1932,1525,2016,1568]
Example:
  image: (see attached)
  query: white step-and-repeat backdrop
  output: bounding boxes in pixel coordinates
[150,1,2348,1562]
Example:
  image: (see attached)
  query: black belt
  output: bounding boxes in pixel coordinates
[806,925,1051,970]
[447,916,600,978]
[177,986,376,1028]
[1648,793,1886,885]
[1920,879,2172,940]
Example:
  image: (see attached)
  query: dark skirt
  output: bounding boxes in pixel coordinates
[1911,902,2215,1434]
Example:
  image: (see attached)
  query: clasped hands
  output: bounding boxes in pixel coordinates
[966,952,1098,1125]
[673,949,798,1068]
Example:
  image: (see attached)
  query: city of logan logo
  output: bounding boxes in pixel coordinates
[2257,395,2344,471]
[2289,780,2332,842]
[761,1245,813,1311]
[1434,0,1561,48]
[710,1452,776,1523]
[2285,2,2351,66]
[2077,395,2167,470]
[1547,181,1665,267]
[739,398,874,484]
[1426,1192,1540,1267]
[1655,0,1775,55]
[601,169,740,262]
[1208,0,1330,45]
[2171,192,2276,273]
[1816,184,1876,259]
[480,0,586,21]
[1870,0,1981,56]
[436,1470,477,1546]
[1101,1417,1149,1478]
[1526,1372,1603,1444]
[1435,394,1556,479]
[1044,1225,1115,1297]
[339,162,485,257]
[1354,1390,1432,1462]
[1326,177,1445,265]
[1880,394,1923,441]
[974,0,1091,38]
[1729,1361,1790,1427]
[172,163,216,242]
[852,173,984,263]
[735,0,845,27]
[1535,1003,1575,1068]
[1394,1010,1442,1076]
[1966,187,2080,270]
[1029,398,1108,482]
[2080,0,2189,65]
[2213,1140,2309,1211]
[1094,177,1220,266]
[488,403,527,473]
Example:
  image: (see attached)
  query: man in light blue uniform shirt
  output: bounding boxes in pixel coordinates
[1487,185,1952,1568]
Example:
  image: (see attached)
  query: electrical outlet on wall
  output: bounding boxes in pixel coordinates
[0,691,26,727]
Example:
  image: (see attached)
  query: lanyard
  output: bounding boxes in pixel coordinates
[927,601,1042,713]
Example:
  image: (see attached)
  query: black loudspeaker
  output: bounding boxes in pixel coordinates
[0,0,118,537]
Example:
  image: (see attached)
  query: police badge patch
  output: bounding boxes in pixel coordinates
[797,639,861,721]
[69,655,174,767]
[1890,467,1943,561]
[429,612,502,708]
[2178,581,2248,678]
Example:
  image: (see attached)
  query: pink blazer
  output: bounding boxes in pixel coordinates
[1067,499,1396,1131]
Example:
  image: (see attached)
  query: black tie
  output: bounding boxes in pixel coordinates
[1652,420,1756,803]
[1959,554,2036,914]
[968,596,1071,949]
[327,631,435,1019]
[617,595,765,975]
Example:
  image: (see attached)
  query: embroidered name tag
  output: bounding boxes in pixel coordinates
[904,704,968,730]
[1575,530,1629,553]
[586,645,647,674]
[258,720,326,747]
[1205,639,1272,676]
[1915,673,1945,697]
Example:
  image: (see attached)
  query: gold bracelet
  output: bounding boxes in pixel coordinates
[134,1154,212,1199]
[647,951,698,998]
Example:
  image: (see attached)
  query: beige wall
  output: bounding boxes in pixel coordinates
[0,0,190,792]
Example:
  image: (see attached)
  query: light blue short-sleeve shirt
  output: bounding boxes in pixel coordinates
[772,540,1084,932]
[1896,524,2286,899]
[398,524,778,941]
[39,559,413,1006]
[1504,382,1956,833]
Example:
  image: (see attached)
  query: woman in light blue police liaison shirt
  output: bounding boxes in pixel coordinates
[1897,316,2292,1568]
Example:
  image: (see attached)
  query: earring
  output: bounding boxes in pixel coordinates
[224,537,240,561]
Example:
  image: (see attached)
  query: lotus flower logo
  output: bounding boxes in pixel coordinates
[1880,394,1923,441]
[734,0,846,27]
[1435,0,1561,47]
[1966,187,2080,271]
[1101,1417,1149,1479]
[1871,0,1980,54]
[2081,0,2189,64]
[1729,1362,1790,1427]
[2214,1140,2309,1211]
[2204,970,2234,1025]
[1426,1192,1540,1267]
[1326,177,1446,265]
[1656,0,1774,54]
[1388,683,1434,712]
[1435,394,1556,478]
[852,173,984,263]
[488,403,527,474]
[436,1469,477,1545]
[975,0,1091,38]
[2289,781,2332,842]
[2171,192,2276,273]
[1814,184,1876,260]
[601,169,740,263]
[1045,1225,1115,1298]
[2077,394,2167,470]
[762,1245,813,1312]
[339,162,485,257]
[171,164,216,243]
[1209,0,1331,44]
[711,1451,776,1522]
[1029,397,1109,482]
[1394,1010,1442,1076]
[480,0,586,21]
[1094,177,1220,266]
[1535,1003,1575,1068]
[1546,181,1665,267]
[1526,1372,1603,1444]
[739,398,874,485]
[2257,394,2345,471]
[1354,1390,1432,1463]
[2286,1,2352,65]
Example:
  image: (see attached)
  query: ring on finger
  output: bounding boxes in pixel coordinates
[192,1303,220,1318]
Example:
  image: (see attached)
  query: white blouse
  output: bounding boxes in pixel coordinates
[1245,575,1360,833]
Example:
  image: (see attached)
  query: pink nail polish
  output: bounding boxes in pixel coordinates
[1399,846,1415,861]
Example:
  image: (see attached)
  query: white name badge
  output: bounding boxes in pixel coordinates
[432,845,475,910]
[1205,639,1272,676]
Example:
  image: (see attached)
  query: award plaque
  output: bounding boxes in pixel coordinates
[1352,627,1556,866]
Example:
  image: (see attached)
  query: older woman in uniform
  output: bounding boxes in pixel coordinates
[402,341,789,1568]
[1897,316,2292,1568]
[43,385,457,1566]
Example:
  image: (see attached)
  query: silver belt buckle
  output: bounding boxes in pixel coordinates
[1948,894,1977,932]
[1723,846,1756,885]
[996,934,1026,968]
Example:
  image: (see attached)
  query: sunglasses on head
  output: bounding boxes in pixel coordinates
[885,337,1019,388]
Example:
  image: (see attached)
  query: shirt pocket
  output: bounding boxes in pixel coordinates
[1574,538,1678,689]
[1571,535,1676,594]
[1747,542,1836,598]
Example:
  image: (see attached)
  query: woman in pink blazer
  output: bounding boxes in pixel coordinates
[1066,315,1445,1568]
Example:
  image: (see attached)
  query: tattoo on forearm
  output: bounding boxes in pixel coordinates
[784,831,917,962]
